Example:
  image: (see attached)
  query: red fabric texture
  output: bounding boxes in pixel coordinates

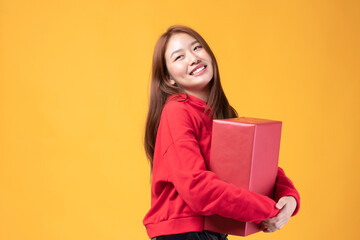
[143,93,300,238]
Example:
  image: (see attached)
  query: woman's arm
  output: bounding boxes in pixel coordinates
[261,196,297,232]
[274,167,300,216]
[158,101,280,223]
[261,167,300,232]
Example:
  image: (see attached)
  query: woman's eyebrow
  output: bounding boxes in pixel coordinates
[170,40,199,58]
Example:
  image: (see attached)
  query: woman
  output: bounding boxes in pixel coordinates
[143,25,300,240]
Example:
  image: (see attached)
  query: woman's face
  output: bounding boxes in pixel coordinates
[164,33,213,101]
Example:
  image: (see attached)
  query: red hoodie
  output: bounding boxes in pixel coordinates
[143,93,300,238]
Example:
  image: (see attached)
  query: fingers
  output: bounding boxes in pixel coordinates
[260,197,296,233]
[262,219,287,232]
[274,206,288,220]
[261,208,291,233]
[260,222,268,232]
[276,197,288,209]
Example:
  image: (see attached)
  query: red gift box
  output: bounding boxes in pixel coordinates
[204,117,282,236]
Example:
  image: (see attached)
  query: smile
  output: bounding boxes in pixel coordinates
[190,65,206,76]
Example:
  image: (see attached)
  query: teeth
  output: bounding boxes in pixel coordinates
[191,66,205,75]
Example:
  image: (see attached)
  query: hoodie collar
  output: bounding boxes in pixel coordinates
[167,93,208,107]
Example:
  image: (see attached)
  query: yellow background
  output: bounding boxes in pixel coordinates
[1,0,359,239]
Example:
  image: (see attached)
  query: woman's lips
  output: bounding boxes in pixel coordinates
[190,65,207,76]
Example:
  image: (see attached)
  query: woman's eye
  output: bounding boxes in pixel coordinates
[175,55,183,61]
[194,45,202,51]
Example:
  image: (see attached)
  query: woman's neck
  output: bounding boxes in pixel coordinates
[184,88,210,103]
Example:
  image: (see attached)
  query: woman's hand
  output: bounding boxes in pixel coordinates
[261,196,297,233]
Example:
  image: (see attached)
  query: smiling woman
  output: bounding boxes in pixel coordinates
[143,25,300,240]
[165,33,214,102]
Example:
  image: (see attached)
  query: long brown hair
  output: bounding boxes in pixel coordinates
[144,25,237,171]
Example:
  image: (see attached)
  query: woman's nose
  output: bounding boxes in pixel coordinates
[188,52,200,65]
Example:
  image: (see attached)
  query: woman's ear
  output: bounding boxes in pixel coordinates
[166,72,177,86]
[169,79,176,85]
[167,74,176,85]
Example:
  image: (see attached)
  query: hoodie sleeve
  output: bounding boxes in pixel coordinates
[274,167,301,216]
[160,102,280,223]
